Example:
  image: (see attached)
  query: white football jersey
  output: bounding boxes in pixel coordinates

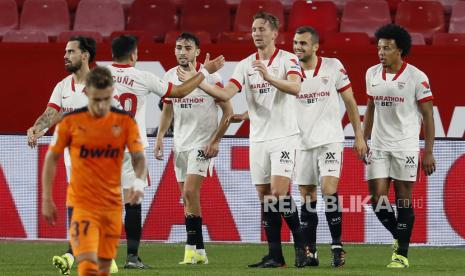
[48,75,88,113]
[107,63,172,148]
[230,49,301,142]
[164,63,223,152]
[296,57,352,149]
[366,62,434,151]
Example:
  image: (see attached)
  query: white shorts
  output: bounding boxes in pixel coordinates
[295,143,344,186]
[121,152,149,189]
[366,149,419,182]
[174,148,213,183]
[249,135,298,185]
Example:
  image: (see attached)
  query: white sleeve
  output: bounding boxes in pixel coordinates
[162,71,173,104]
[284,53,303,79]
[209,72,224,88]
[334,59,352,93]
[47,81,64,111]
[365,68,373,99]
[415,71,434,103]
[145,71,173,98]
[230,60,246,91]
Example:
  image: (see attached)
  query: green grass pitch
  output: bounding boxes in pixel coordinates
[1,241,464,275]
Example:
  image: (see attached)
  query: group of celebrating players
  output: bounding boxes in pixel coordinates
[26,11,436,276]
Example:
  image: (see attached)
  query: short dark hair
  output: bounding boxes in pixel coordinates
[375,24,412,57]
[253,11,280,31]
[176,32,200,48]
[86,66,113,89]
[69,36,96,64]
[295,26,320,44]
[111,35,138,61]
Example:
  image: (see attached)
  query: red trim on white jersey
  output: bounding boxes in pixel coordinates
[338,83,352,93]
[163,99,173,104]
[382,62,407,81]
[418,96,434,103]
[195,62,201,71]
[163,82,173,98]
[287,70,303,78]
[111,63,132,68]
[255,48,280,67]
[313,56,322,77]
[215,82,224,88]
[301,67,307,79]
[71,77,75,92]
[47,103,61,111]
[230,78,242,91]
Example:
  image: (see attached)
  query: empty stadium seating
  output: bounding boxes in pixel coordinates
[3,29,48,42]
[0,0,18,37]
[126,0,177,41]
[433,33,465,45]
[325,32,371,46]
[73,0,125,38]
[179,0,231,38]
[395,1,445,41]
[57,31,103,43]
[341,0,391,38]
[287,0,339,40]
[410,32,426,45]
[20,0,70,37]
[217,32,252,44]
[449,1,465,33]
[110,30,155,43]
[234,0,285,32]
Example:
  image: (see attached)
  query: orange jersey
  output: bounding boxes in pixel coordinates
[49,107,143,209]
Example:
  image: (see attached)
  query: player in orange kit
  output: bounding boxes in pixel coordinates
[42,67,146,276]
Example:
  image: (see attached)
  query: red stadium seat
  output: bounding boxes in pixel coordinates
[276,32,292,46]
[324,32,371,46]
[314,0,350,12]
[110,30,155,43]
[234,0,285,32]
[217,32,253,44]
[395,1,445,41]
[410,32,426,45]
[386,0,406,14]
[413,0,460,14]
[341,0,391,38]
[449,2,465,33]
[127,0,177,42]
[19,0,70,37]
[179,0,231,38]
[432,33,465,45]
[0,0,18,36]
[2,29,48,42]
[57,31,103,43]
[287,0,339,41]
[164,30,212,44]
[73,0,125,38]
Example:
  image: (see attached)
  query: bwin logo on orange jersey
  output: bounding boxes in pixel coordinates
[79,145,120,158]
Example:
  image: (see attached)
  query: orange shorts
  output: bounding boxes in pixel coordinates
[69,207,122,260]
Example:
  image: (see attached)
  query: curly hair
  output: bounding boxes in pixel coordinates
[375,24,412,57]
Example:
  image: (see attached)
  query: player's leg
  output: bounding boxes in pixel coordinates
[121,152,150,269]
[319,143,345,268]
[98,208,123,275]
[248,140,285,268]
[296,148,319,266]
[270,137,307,268]
[387,151,418,268]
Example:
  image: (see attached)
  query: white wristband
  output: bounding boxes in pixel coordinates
[132,178,145,192]
[199,68,209,78]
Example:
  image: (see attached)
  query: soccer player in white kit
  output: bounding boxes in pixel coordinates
[292,26,367,268]
[363,24,436,268]
[154,32,233,265]
[179,12,309,268]
[25,36,121,275]
[108,35,225,269]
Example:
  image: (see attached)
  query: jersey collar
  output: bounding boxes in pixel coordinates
[313,56,322,77]
[255,48,280,67]
[382,61,407,81]
[111,63,132,68]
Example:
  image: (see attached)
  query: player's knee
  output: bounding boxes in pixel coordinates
[78,259,98,276]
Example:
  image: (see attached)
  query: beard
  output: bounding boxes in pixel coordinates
[65,60,82,73]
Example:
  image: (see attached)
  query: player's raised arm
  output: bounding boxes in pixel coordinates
[204,100,234,158]
[154,102,174,160]
[27,107,63,148]
[169,54,225,98]
[251,60,301,95]
[340,88,367,159]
